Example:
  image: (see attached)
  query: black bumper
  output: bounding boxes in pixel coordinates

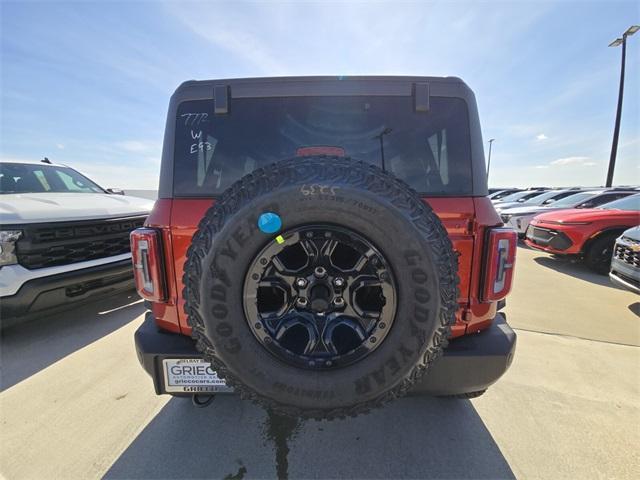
[0,259,135,324]
[526,226,573,251]
[135,312,516,397]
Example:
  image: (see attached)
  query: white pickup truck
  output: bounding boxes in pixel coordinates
[0,159,154,327]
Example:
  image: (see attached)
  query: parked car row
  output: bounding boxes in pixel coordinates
[491,186,640,285]
[524,194,640,273]
[488,185,640,202]
[496,188,637,237]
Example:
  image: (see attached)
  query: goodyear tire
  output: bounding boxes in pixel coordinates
[184,156,459,419]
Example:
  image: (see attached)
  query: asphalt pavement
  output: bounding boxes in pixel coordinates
[1,246,638,479]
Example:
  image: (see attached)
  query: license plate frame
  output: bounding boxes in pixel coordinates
[162,358,233,394]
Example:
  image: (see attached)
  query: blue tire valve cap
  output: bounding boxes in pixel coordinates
[257,212,282,234]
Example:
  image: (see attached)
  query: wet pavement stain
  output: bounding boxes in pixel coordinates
[223,460,247,480]
[262,410,303,480]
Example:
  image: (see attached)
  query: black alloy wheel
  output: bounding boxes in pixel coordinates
[244,225,397,370]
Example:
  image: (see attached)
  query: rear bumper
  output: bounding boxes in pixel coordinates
[135,312,517,397]
[0,259,135,325]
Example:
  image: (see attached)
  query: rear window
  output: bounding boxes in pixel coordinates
[173,96,472,197]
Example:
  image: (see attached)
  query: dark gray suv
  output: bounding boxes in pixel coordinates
[610,226,640,293]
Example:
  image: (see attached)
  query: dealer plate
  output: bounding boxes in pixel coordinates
[162,358,233,393]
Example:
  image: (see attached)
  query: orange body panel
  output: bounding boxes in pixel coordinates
[145,196,502,338]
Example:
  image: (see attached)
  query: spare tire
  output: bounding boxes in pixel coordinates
[184,156,458,419]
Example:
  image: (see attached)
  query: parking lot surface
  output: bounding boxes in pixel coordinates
[1,246,638,479]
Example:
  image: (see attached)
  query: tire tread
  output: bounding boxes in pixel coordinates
[183,156,460,419]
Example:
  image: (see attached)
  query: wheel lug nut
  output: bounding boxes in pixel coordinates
[314,266,327,278]
[333,277,345,288]
[333,297,345,307]
[296,278,307,288]
[296,297,308,307]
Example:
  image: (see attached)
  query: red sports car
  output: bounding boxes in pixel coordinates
[525,194,640,273]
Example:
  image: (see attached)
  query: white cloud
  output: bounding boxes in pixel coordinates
[550,156,596,166]
[56,143,65,150]
[165,2,552,77]
[534,165,549,169]
[167,4,287,73]
[536,134,548,141]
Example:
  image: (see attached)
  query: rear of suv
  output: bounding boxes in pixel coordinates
[132,76,517,418]
[0,160,153,327]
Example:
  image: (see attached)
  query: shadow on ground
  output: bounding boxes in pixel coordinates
[532,255,621,289]
[1,291,143,390]
[106,395,514,480]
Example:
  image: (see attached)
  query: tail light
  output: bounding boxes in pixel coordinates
[130,228,166,302]
[481,227,517,302]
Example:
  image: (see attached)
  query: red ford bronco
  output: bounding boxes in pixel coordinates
[132,76,517,418]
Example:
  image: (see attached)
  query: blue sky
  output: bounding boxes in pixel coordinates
[1,0,638,189]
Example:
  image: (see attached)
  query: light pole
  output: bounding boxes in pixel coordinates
[486,138,495,182]
[606,25,639,187]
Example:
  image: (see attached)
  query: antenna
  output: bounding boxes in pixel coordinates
[41,157,52,164]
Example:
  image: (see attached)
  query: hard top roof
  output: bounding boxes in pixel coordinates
[170,75,475,105]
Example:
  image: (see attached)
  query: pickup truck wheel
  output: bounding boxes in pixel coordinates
[183,156,459,419]
[585,233,618,275]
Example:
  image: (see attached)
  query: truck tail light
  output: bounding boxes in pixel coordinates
[481,227,517,302]
[130,228,167,302]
